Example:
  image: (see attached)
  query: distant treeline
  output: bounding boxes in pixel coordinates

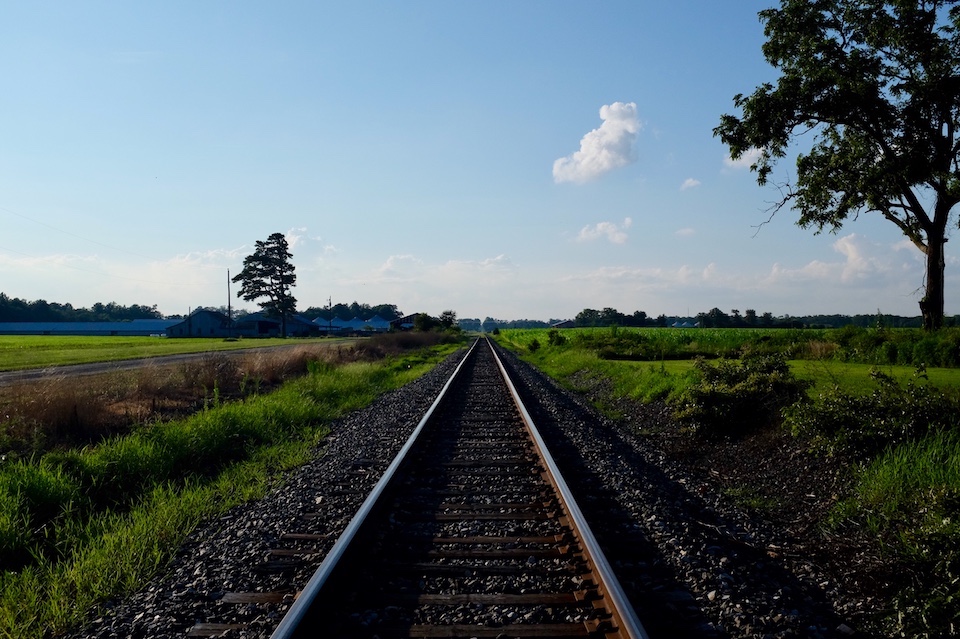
[462,307,955,331]
[303,302,402,321]
[5,292,950,330]
[458,318,561,332]
[0,294,162,323]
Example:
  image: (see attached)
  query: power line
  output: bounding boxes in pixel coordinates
[0,204,163,261]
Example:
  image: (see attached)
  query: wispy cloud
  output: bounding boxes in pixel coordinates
[546,232,931,317]
[763,234,904,286]
[723,147,763,169]
[374,254,424,281]
[680,178,701,190]
[675,227,695,237]
[284,227,310,249]
[577,218,632,244]
[553,102,640,183]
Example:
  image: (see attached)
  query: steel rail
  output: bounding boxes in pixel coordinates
[486,337,651,639]
[269,338,481,639]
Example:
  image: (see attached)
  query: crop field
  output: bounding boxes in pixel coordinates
[0,335,354,371]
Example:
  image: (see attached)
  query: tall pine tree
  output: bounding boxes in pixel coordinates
[232,232,297,337]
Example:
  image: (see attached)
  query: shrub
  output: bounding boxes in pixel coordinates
[911,338,942,367]
[783,367,958,458]
[528,339,541,353]
[674,353,809,438]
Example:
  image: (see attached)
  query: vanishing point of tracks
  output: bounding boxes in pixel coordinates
[191,337,649,638]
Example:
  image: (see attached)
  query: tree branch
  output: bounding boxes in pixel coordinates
[752,179,798,237]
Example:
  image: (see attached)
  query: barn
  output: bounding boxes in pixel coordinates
[165,310,233,338]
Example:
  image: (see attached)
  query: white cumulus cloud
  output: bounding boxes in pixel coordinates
[724,147,763,169]
[577,218,632,244]
[553,102,640,183]
[680,178,701,190]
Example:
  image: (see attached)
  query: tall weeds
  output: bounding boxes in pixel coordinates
[0,341,406,458]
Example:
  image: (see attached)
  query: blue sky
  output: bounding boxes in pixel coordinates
[0,1,950,320]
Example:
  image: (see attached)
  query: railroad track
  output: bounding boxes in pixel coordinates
[262,337,649,639]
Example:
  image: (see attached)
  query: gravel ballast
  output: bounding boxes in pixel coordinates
[60,342,862,638]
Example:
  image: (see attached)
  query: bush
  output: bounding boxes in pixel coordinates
[783,367,958,458]
[528,339,541,353]
[674,353,809,439]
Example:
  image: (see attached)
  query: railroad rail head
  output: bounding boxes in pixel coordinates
[265,336,650,639]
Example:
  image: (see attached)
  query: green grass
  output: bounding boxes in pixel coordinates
[498,328,960,401]
[851,429,960,532]
[0,340,459,639]
[0,336,355,371]
[500,325,960,368]
[840,430,960,637]
[497,328,960,636]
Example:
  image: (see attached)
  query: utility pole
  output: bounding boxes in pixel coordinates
[227,269,233,337]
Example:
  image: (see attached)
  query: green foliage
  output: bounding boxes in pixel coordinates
[0,343,456,638]
[840,430,960,638]
[504,326,960,369]
[715,0,960,329]
[498,326,960,636]
[0,294,162,323]
[784,367,960,634]
[784,367,958,458]
[675,353,809,438]
[528,338,541,353]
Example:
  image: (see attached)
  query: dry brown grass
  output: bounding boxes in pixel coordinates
[807,340,840,359]
[0,335,461,458]
[0,342,364,457]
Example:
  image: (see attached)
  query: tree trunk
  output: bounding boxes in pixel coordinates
[920,230,946,331]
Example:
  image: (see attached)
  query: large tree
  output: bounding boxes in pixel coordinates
[715,0,960,329]
[232,232,297,337]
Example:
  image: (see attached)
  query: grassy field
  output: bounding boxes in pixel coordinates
[789,359,960,394]
[497,327,960,397]
[0,334,464,639]
[0,336,354,371]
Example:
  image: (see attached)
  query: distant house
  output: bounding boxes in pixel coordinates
[359,315,391,332]
[165,310,232,338]
[551,320,575,329]
[312,316,345,333]
[391,314,419,331]
[0,319,178,336]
